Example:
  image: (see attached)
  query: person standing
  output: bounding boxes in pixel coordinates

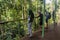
[28,9,34,37]
[36,11,43,28]
[45,10,51,29]
[52,10,57,26]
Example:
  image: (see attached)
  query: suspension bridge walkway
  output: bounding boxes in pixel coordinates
[21,23,60,40]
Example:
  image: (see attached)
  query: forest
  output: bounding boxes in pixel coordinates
[0,0,60,40]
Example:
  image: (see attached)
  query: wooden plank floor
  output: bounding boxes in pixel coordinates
[21,23,60,40]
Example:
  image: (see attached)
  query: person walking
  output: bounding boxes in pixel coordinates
[28,9,34,37]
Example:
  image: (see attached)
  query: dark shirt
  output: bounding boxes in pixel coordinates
[38,13,43,25]
[39,13,43,21]
[28,11,34,23]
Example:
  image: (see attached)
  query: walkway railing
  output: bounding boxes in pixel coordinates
[0,18,39,40]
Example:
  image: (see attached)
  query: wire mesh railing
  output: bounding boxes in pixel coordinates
[0,18,40,40]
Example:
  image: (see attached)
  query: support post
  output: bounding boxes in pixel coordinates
[54,0,57,25]
[42,0,45,38]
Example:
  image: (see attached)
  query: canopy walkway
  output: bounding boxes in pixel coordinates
[0,0,59,40]
[21,23,60,40]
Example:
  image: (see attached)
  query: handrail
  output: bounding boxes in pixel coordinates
[0,17,38,24]
[0,18,27,24]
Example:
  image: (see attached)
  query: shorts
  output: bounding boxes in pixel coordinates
[39,20,43,25]
[46,19,48,23]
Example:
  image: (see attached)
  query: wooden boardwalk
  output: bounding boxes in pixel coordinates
[21,23,60,40]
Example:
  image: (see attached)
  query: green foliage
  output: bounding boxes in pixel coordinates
[0,0,43,40]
